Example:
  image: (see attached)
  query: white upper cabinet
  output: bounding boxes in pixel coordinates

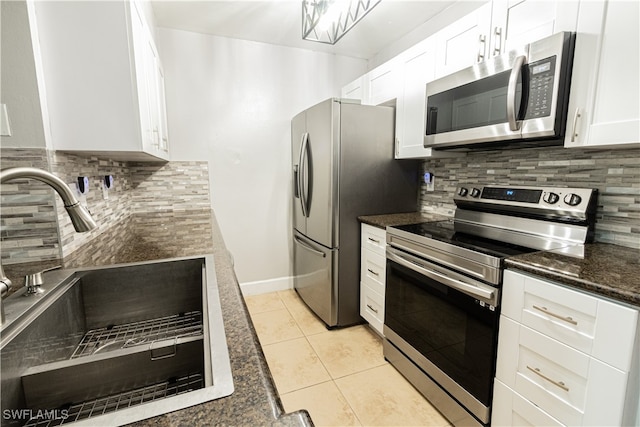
[434,3,492,79]
[434,0,579,79]
[490,0,579,56]
[394,38,455,159]
[366,59,401,106]
[34,0,169,161]
[564,0,640,148]
[341,76,366,101]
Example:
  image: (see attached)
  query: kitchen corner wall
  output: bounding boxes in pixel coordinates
[1,147,211,264]
[420,145,640,249]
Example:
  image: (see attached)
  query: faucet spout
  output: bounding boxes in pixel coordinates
[1,167,98,324]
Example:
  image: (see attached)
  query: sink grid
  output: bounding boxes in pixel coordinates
[23,373,204,426]
[70,311,203,359]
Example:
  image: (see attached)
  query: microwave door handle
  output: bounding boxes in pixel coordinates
[507,55,527,131]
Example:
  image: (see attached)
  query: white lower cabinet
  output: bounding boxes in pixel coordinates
[360,224,386,335]
[493,379,564,427]
[493,270,640,426]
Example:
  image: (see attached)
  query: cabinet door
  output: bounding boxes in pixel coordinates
[434,2,492,79]
[490,0,579,56]
[131,1,169,158]
[496,317,629,427]
[565,0,639,148]
[366,59,401,106]
[502,269,639,372]
[341,76,366,101]
[156,64,169,153]
[395,39,434,158]
[394,39,460,159]
[492,379,563,427]
[360,282,384,335]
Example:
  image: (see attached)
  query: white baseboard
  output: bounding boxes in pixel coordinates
[240,276,294,296]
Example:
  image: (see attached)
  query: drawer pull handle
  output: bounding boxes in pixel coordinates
[526,366,570,392]
[366,304,379,314]
[367,237,380,244]
[367,268,379,276]
[532,305,578,325]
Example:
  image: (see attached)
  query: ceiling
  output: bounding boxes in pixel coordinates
[150,1,459,60]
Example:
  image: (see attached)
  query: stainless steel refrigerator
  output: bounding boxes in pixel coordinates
[291,98,418,328]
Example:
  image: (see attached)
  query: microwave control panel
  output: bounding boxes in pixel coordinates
[524,56,556,120]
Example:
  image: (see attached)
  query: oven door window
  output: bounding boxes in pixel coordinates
[385,259,498,406]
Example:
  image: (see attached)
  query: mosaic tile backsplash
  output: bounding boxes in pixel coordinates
[1,148,211,264]
[0,149,60,263]
[420,146,640,249]
[2,145,638,265]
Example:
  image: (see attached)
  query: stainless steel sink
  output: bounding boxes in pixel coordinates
[0,256,234,427]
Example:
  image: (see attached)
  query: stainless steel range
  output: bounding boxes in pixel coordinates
[383,185,598,427]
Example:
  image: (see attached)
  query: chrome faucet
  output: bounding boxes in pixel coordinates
[0,167,98,325]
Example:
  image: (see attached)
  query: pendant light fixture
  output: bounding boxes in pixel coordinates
[302,0,382,44]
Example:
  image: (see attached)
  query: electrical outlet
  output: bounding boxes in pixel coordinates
[424,172,435,192]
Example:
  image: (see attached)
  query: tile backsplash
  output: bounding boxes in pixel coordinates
[1,148,210,264]
[0,149,60,263]
[420,146,640,249]
[2,145,638,266]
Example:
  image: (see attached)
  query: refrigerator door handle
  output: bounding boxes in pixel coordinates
[294,235,326,258]
[293,164,300,198]
[298,132,310,218]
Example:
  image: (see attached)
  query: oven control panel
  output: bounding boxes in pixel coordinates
[454,185,598,218]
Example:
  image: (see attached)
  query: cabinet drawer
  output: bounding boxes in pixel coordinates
[360,249,385,294]
[496,317,628,427]
[502,270,638,371]
[361,224,386,256]
[360,283,384,335]
[492,379,564,427]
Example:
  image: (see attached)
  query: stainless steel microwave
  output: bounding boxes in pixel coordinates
[424,32,575,150]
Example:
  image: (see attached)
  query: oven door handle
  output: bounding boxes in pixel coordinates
[387,247,497,306]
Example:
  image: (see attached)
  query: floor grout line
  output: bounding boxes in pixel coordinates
[275,291,366,426]
[249,290,450,427]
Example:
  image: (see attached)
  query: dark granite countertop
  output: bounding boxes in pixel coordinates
[358,211,449,229]
[2,210,312,427]
[356,212,639,308]
[506,243,640,307]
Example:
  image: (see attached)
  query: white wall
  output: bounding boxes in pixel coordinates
[157,28,366,290]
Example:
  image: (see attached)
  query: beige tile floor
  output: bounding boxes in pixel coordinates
[244,289,451,427]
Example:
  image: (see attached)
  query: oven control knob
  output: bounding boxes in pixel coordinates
[470,188,481,198]
[458,187,469,197]
[543,192,560,204]
[564,193,582,206]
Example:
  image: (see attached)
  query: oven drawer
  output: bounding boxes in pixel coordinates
[502,270,638,371]
[360,282,384,335]
[496,316,629,427]
[492,379,564,427]
[361,224,386,256]
[360,248,385,293]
